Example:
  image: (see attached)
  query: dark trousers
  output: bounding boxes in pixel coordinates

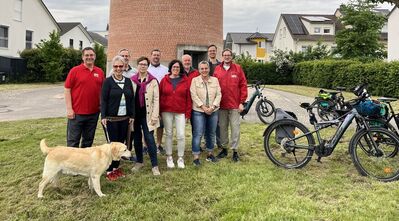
[104,119,129,171]
[133,117,158,167]
[67,113,99,148]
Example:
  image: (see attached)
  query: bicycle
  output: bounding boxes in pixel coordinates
[309,87,346,121]
[240,81,275,124]
[263,84,399,182]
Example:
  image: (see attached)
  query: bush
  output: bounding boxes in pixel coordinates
[62,48,82,80]
[20,48,44,82]
[293,60,399,97]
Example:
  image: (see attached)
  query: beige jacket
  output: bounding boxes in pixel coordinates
[190,76,221,113]
[132,78,160,131]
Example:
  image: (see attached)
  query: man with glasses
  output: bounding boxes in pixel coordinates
[119,48,137,78]
[64,47,105,147]
[147,49,168,155]
[213,49,248,162]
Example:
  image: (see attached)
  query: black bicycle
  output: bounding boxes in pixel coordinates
[263,85,399,182]
[310,87,346,121]
[241,81,275,124]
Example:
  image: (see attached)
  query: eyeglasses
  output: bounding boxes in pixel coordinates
[113,65,124,68]
[138,63,148,66]
[172,66,180,69]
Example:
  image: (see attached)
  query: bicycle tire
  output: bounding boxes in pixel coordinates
[316,100,339,121]
[349,127,399,182]
[256,99,275,124]
[263,119,315,169]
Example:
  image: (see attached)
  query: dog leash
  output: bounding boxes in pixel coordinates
[102,124,111,144]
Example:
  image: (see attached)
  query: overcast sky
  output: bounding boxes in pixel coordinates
[42,0,393,36]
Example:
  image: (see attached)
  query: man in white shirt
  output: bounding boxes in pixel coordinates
[147,49,168,154]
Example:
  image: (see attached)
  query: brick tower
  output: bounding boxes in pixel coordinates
[107,0,223,69]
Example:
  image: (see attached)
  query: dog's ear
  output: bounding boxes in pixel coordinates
[110,142,120,160]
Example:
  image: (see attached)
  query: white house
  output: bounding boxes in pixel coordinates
[58,22,93,50]
[88,31,108,52]
[224,32,274,62]
[272,14,338,53]
[0,0,60,57]
[388,7,399,61]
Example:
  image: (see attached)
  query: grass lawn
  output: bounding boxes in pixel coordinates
[0,82,63,92]
[1,118,399,220]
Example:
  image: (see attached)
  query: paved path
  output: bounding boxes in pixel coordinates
[0,85,314,123]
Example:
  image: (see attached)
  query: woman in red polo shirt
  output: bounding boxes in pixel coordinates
[159,60,191,169]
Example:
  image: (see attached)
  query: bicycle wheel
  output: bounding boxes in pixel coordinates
[316,100,339,121]
[263,119,315,168]
[256,98,275,124]
[349,128,399,182]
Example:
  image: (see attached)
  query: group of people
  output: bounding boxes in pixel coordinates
[64,45,248,180]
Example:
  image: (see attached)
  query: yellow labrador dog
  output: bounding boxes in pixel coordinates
[38,139,131,198]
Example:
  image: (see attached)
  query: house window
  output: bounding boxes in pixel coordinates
[69,39,74,48]
[0,26,9,48]
[301,46,308,52]
[14,0,23,21]
[25,30,33,49]
[324,28,330,34]
[283,27,287,38]
[314,27,320,33]
[258,41,265,48]
[79,41,83,50]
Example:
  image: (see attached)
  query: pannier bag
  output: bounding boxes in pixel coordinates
[274,108,298,144]
[355,100,383,118]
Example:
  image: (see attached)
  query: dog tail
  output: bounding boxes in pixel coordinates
[40,139,51,155]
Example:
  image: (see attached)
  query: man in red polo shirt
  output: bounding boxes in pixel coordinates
[64,47,105,147]
[213,48,248,162]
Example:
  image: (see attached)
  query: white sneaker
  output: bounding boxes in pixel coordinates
[166,156,175,168]
[177,157,185,169]
[152,166,161,176]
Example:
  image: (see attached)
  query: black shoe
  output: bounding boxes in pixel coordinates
[216,148,228,159]
[121,156,136,162]
[157,145,166,155]
[232,151,239,162]
[193,159,201,166]
[206,154,218,163]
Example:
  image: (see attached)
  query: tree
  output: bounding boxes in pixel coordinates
[93,43,107,72]
[36,31,64,82]
[335,0,387,59]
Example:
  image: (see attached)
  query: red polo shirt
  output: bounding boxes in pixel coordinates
[65,63,105,115]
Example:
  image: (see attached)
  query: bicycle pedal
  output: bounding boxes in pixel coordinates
[316,156,322,163]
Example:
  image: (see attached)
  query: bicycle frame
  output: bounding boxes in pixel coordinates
[290,108,369,154]
[242,84,263,114]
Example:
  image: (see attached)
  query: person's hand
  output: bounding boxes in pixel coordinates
[150,119,157,126]
[129,118,134,124]
[238,103,244,113]
[101,119,107,127]
[67,108,75,119]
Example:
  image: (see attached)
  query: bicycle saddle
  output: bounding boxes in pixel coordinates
[300,102,311,109]
[336,86,346,91]
[377,97,398,103]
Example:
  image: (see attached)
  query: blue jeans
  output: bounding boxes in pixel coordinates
[191,110,218,155]
[133,117,158,167]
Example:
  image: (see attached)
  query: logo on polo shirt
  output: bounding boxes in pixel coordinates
[93,73,99,77]
[231,74,238,78]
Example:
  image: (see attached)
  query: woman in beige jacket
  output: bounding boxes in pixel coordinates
[130,56,160,175]
[190,61,221,166]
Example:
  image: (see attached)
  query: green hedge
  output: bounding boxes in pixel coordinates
[237,62,292,85]
[293,60,399,97]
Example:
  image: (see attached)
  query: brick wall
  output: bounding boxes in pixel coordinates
[108,0,223,65]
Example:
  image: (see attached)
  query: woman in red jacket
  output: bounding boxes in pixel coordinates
[159,59,192,169]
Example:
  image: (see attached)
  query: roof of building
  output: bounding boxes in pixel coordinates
[58,22,81,36]
[387,6,398,17]
[88,31,108,46]
[227,32,275,44]
[39,0,61,32]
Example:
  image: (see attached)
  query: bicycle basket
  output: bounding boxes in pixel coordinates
[355,100,382,117]
[274,108,298,144]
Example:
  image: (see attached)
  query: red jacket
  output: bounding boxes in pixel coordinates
[184,68,200,85]
[213,62,248,109]
[159,74,192,119]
